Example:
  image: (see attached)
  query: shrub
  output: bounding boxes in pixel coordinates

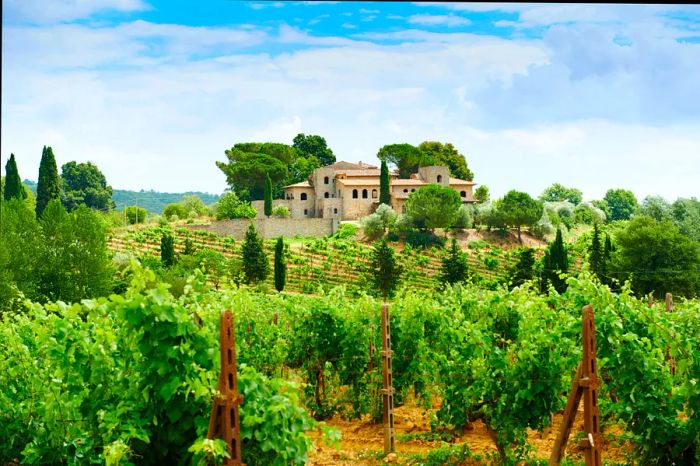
[182,195,208,218]
[374,204,397,228]
[391,214,415,238]
[216,192,258,220]
[334,223,358,239]
[531,209,555,239]
[124,206,147,224]
[360,213,385,241]
[163,203,188,221]
[452,204,474,229]
[574,202,606,225]
[272,205,291,218]
[406,230,446,249]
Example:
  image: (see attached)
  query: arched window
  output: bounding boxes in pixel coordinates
[301,192,307,200]
[371,189,378,198]
[403,189,408,193]
[411,189,415,192]
[352,189,358,199]
[304,209,308,215]
[460,191,466,198]
[324,176,329,184]
[334,208,338,214]
[362,189,368,199]
[324,192,330,198]
[437,175,443,183]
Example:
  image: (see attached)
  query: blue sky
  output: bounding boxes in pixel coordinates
[2,1,700,201]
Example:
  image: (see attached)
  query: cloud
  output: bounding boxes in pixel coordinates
[407,14,471,28]
[4,0,150,24]
[248,2,285,10]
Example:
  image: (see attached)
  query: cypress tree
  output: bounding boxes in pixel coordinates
[274,236,286,292]
[589,223,603,280]
[366,237,403,298]
[543,227,568,293]
[242,224,269,284]
[439,238,469,286]
[4,154,26,201]
[36,146,62,217]
[379,160,391,206]
[601,233,612,285]
[263,173,273,217]
[161,232,176,267]
[510,247,535,290]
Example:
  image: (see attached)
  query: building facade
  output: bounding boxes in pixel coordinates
[253,161,476,221]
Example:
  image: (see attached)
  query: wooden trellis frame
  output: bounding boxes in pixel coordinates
[549,305,602,466]
[381,303,395,454]
[208,310,245,466]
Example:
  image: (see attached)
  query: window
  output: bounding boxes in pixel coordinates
[460,191,466,197]
[372,189,378,198]
[411,189,415,192]
[301,192,307,200]
[403,189,408,193]
[437,174,443,183]
[304,209,308,215]
[334,208,338,214]
[324,192,330,199]
[324,176,329,184]
[362,189,368,199]
[352,189,358,199]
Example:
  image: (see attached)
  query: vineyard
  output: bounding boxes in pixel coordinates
[107,225,584,294]
[2,267,698,465]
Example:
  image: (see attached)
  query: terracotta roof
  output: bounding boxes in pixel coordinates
[335,178,380,187]
[336,169,382,177]
[284,181,312,189]
[449,177,476,186]
[327,161,378,170]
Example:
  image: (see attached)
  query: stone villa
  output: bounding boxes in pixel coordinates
[254,161,476,221]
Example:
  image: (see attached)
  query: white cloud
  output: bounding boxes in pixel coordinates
[4,0,150,23]
[407,14,471,28]
[248,2,285,10]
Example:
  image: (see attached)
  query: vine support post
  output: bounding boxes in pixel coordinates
[208,310,245,466]
[665,293,676,377]
[549,305,602,466]
[380,303,395,454]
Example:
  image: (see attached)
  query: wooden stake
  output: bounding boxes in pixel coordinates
[208,310,245,466]
[381,303,395,454]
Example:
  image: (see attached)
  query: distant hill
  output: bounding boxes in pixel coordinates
[23,180,220,214]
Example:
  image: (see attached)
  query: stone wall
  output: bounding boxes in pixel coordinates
[185,217,338,239]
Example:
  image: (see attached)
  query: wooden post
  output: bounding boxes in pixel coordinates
[208,310,244,466]
[665,293,676,377]
[381,303,395,454]
[549,305,602,466]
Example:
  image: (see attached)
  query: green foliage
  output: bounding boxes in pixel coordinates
[61,160,115,212]
[573,201,606,225]
[544,201,575,229]
[589,223,604,281]
[293,133,335,166]
[379,160,391,205]
[182,195,209,217]
[215,191,257,220]
[474,184,490,203]
[161,232,176,267]
[531,208,555,239]
[609,216,700,297]
[3,154,26,201]
[242,224,269,284]
[404,184,462,230]
[163,202,188,221]
[287,155,321,185]
[604,188,639,222]
[417,141,474,181]
[366,238,403,298]
[452,204,473,229]
[360,213,385,241]
[124,205,147,224]
[274,237,286,292]
[542,228,568,293]
[508,247,536,289]
[333,223,358,239]
[539,183,582,205]
[377,143,432,178]
[264,173,273,217]
[111,189,219,214]
[439,239,469,287]
[638,195,672,222]
[216,148,289,201]
[499,190,543,241]
[36,146,62,218]
[671,197,700,241]
[272,205,290,218]
[405,230,446,249]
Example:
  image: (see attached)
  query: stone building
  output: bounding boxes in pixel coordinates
[253,161,476,221]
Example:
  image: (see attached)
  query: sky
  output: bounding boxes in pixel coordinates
[2,1,700,201]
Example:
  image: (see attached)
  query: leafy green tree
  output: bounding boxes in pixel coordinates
[573,202,606,225]
[377,144,432,178]
[539,183,582,205]
[274,237,286,292]
[474,185,490,203]
[36,146,62,217]
[242,224,269,284]
[215,192,257,220]
[508,247,536,289]
[379,160,391,205]
[60,161,114,212]
[163,203,187,221]
[216,147,288,200]
[439,239,469,287]
[610,216,700,298]
[264,174,273,217]
[671,198,700,241]
[531,208,555,239]
[589,223,603,281]
[292,133,335,166]
[638,195,672,222]
[160,232,176,267]
[124,206,147,224]
[182,195,208,217]
[498,190,543,242]
[452,204,473,229]
[542,228,568,293]
[4,154,26,201]
[417,141,474,180]
[366,237,403,298]
[604,188,638,222]
[602,233,613,285]
[288,155,321,185]
[404,184,462,231]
